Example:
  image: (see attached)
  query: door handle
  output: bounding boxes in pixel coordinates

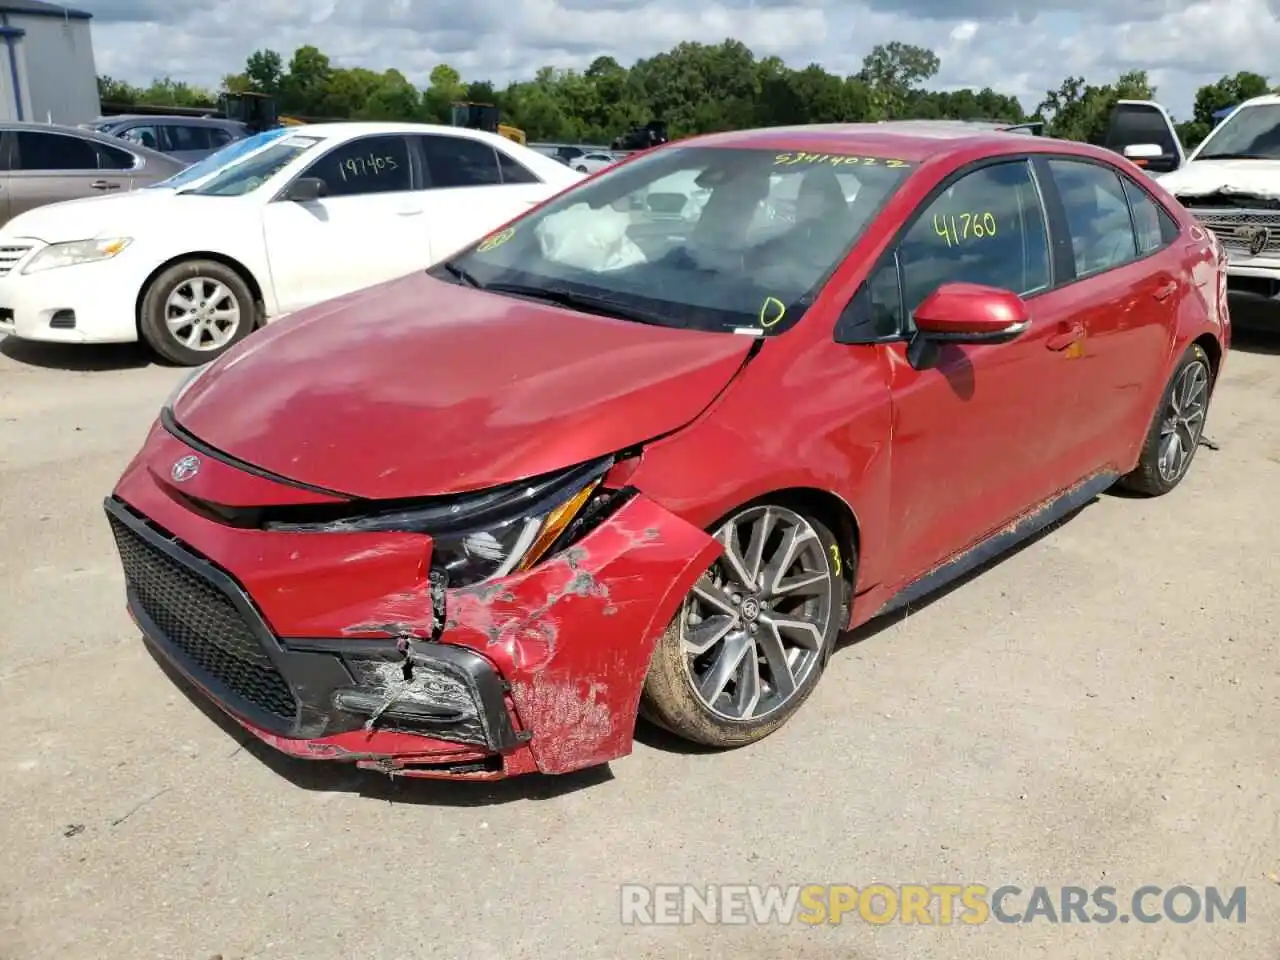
[1046,322,1085,351]
[396,207,422,216]
[1153,281,1177,301]
[90,180,120,190]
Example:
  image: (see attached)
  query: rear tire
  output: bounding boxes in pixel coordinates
[139,259,256,366]
[640,504,849,748]
[1119,342,1213,496]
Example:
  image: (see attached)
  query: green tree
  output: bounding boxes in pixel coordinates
[245,49,284,95]
[1177,71,1271,147]
[102,37,1180,146]
[859,42,940,119]
[98,75,139,104]
[280,45,333,115]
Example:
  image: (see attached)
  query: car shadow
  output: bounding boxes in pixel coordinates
[0,336,154,371]
[636,499,1096,756]
[1226,326,1280,356]
[144,644,615,805]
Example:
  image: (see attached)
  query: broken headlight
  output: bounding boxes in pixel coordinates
[431,475,603,586]
[261,455,637,587]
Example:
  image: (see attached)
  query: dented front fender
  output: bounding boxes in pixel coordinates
[444,494,721,774]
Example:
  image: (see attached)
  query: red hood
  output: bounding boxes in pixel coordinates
[173,273,753,500]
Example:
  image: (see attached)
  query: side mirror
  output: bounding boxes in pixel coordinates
[283,177,326,201]
[1121,143,1180,174]
[907,282,1030,370]
[1122,143,1163,160]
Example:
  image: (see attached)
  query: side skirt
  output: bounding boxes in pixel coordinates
[875,470,1120,618]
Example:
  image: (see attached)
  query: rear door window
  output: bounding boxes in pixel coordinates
[14,131,99,171]
[96,141,137,170]
[1047,159,1139,277]
[165,125,212,153]
[496,149,540,184]
[1121,177,1178,255]
[418,135,503,188]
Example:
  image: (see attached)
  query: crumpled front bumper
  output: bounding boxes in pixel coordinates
[106,423,719,780]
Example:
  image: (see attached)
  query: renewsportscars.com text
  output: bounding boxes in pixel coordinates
[620,884,1247,926]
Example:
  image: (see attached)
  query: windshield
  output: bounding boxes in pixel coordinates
[183,134,325,197]
[1194,105,1280,160]
[437,146,913,334]
[148,127,295,190]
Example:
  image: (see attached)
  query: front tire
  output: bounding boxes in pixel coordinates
[139,259,256,366]
[640,504,848,748]
[1120,343,1213,496]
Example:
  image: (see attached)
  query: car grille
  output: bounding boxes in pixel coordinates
[0,244,32,276]
[106,512,298,723]
[1188,210,1280,258]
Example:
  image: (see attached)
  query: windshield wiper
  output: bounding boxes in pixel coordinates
[439,260,482,288]
[482,282,682,327]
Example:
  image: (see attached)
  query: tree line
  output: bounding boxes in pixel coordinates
[96,39,1279,149]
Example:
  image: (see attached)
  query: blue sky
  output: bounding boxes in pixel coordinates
[75,0,1278,121]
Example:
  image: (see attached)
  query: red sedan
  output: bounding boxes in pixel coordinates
[105,123,1230,781]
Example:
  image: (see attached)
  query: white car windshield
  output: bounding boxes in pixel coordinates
[1195,104,1280,160]
[182,134,326,197]
[148,127,294,190]
[437,145,914,334]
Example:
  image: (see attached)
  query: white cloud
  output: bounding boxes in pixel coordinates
[74,0,1278,118]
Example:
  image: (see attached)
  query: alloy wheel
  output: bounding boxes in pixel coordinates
[681,505,835,722]
[1157,359,1209,482]
[165,276,242,352]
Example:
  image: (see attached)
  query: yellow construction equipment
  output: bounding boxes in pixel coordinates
[218,92,309,130]
[451,102,526,146]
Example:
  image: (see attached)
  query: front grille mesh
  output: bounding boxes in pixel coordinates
[107,511,298,722]
[0,244,32,276]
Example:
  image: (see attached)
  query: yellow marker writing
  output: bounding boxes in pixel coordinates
[758,296,787,328]
[773,153,910,168]
[932,211,997,247]
[829,543,841,577]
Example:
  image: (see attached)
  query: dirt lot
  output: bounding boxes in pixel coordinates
[1,326,1278,960]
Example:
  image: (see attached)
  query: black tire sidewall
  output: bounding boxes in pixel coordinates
[641,512,848,748]
[139,259,256,366]
[1124,343,1212,496]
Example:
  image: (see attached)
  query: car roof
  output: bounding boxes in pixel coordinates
[675,121,1111,165]
[1231,94,1280,109]
[99,115,242,126]
[284,121,520,140]
[0,120,183,164]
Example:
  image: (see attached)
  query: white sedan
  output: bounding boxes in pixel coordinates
[0,122,584,364]
[570,152,622,174]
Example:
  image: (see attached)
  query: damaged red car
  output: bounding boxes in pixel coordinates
[106,123,1229,781]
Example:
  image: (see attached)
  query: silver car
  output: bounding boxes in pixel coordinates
[85,115,249,163]
[0,121,185,226]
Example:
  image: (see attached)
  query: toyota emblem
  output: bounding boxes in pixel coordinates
[1245,225,1270,257]
[170,454,200,483]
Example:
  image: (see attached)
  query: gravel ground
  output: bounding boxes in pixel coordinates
[1,325,1277,960]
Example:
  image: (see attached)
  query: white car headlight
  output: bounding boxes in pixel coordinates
[22,237,132,274]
